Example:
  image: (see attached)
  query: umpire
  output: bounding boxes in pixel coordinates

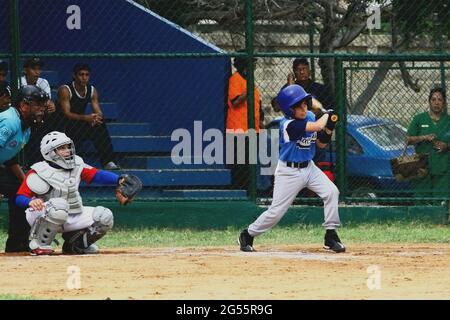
[0,84,48,252]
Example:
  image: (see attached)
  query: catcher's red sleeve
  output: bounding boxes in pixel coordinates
[81,166,98,184]
[17,169,38,198]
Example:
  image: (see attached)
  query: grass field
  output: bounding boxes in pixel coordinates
[0,294,36,300]
[2,221,448,248]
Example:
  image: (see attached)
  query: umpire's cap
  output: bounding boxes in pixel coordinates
[17,85,49,104]
[277,84,312,118]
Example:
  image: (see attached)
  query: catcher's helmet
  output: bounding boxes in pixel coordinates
[40,131,76,169]
[277,84,312,118]
[18,85,48,105]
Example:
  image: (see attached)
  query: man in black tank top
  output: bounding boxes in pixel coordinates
[56,63,120,170]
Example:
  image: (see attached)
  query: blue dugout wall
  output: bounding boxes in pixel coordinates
[0,0,230,135]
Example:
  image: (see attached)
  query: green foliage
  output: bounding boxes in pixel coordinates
[135,0,194,26]
[392,0,450,39]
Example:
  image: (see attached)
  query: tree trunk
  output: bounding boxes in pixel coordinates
[350,60,395,115]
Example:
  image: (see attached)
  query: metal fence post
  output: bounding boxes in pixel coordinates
[9,0,25,166]
[335,57,347,201]
[309,21,315,82]
[245,0,256,202]
[9,0,21,98]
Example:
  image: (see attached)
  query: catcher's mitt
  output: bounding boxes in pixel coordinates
[115,174,143,205]
[390,147,429,182]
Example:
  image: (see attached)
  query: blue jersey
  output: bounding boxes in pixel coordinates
[279,111,317,163]
[0,107,30,164]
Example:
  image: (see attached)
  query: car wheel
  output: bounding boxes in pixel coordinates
[349,182,379,205]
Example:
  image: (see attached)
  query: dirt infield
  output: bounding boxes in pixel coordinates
[0,244,449,300]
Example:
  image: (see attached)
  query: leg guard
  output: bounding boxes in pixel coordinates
[29,198,69,255]
[62,206,113,254]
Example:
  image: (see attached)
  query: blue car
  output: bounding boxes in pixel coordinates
[260,115,413,197]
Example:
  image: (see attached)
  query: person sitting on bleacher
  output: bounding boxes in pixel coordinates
[56,63,120,170]
[0,60,8,83]
[20,57,56,113]
[21,57,57,167]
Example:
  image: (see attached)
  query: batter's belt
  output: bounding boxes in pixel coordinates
[286,160,310,168]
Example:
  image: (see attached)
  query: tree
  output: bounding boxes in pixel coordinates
[136,0,449,114]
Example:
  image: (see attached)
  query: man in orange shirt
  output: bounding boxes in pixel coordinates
[227,57,262,133]
[226,56,263,189]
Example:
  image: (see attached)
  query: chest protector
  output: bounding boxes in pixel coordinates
[31,156,85,215]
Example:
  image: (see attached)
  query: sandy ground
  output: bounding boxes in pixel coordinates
[0,244,449,300]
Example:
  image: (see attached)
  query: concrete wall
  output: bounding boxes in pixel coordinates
[192,27,449,126]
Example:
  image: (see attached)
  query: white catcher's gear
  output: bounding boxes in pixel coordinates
[40,131,76,169]
[26,172,51,194]
[28,198,69,252]
[62,206,113,254]
[91,206,114,233]
[29,156,86,215]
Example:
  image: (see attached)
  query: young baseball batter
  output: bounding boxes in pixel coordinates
[239,84,345,253]
[15,131,142,255]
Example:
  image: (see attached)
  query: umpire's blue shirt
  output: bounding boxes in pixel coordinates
[0,107,30,165]
[279,111,317,163]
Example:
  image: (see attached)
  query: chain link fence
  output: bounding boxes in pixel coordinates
[342,60,449,202]
[0,0,448,204]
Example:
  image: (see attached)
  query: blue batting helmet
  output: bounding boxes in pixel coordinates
[277,84,311,118]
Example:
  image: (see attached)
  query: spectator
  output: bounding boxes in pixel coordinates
[227,56,263,133]
[0,60,8,82]
[288,58,335,107]
[20,58,53,106]
[0,81,11,110]
[0,85,48,252]
[407,87,449,199]
[56,63,120,170]
[272,58,335,114]
[21,57,57,166]
[226,56,263,189]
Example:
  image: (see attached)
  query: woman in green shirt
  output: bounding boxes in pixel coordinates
[407,87,449,200]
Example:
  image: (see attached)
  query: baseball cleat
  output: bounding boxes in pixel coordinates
[82,244,99,254]
[29,239,54,255]
[30,247,55,256]
[62,242,99,255]
[238,229,255,252]
[324,229,346,253]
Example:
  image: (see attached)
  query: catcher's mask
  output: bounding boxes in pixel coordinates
[277,84,312,118]
[40,131,76,170]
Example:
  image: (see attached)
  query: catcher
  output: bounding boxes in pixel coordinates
[15,131,142,255]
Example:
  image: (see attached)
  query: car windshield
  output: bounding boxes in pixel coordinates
[357,123,407,151]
